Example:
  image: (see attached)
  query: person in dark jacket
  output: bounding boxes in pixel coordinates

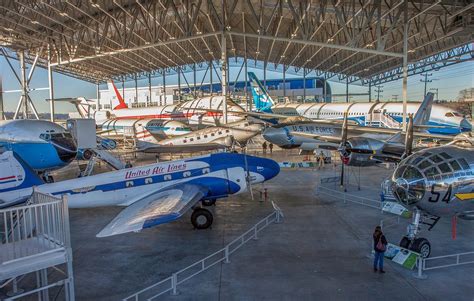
[373,226,387,273]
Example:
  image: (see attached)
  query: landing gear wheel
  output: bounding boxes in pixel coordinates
[399,236,411,249]
[202,199,216,206]
[191,208,213,229]
[411,238,431,258]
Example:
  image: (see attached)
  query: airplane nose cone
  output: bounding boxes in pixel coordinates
[460,118,472,132]
[262,127,290,147]
[262,158,280,181]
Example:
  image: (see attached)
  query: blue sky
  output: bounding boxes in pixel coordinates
[1,56,472,114]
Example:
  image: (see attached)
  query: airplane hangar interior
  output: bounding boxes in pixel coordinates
[0,1,473,300]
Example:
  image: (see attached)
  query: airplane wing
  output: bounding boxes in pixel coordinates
[136,140,227,153]
[97,183,208,237]
[289,131,343,143]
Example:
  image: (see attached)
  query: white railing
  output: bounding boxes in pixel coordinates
[1,191,68,262]
[123,202,284,301]
[415,251,474,278]
[0,190,75,300]
[365,113,400,128]
[315,185,382,210]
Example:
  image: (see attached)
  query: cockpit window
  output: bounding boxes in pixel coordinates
[418,160,431,170]
[429,154,443,163]
[421,152,432,158]
[424,166,439,177]
[39,133,51,141]
[449,160,462,171]
[403,166,423,181]
[458,158,470,170]
[408,156,424,165]
[394,166,407,179]
[445,112,463,117]
[439,152,452,159]
[438,163,452,173]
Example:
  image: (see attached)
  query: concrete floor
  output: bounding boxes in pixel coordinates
[3,151,473,300]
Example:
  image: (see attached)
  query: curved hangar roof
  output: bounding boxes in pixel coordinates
[0,0,472,84]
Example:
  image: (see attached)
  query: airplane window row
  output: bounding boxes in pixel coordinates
[181,130,230,143]
[124,168,211,187]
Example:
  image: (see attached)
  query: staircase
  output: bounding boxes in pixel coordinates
[365,113,400,128]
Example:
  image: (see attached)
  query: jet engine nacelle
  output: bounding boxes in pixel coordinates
[341,137,385,166]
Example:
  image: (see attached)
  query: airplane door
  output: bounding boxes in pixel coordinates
[225,167,247,194]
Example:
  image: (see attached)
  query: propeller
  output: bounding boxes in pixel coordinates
[401,114,414,159]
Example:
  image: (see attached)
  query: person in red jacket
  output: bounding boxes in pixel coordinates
[373,226,388,273]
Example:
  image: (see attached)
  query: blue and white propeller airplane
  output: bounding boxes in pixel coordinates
[248,72,472,135]
[0,151,280,237]
[0,119,77,173]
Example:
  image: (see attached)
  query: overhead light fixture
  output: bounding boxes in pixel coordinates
[281,55,285,58]
[255,51,260,55]
[31,20,40,25]
[59,12,69,17]
[209,51,213,55]
[226,25,231,31]
[90,2,100,8]
[291,33,297,38]
[169,36,176,40]
[231,48,235,51]
[196,31,202,34]
[366,43,373,47]
[257,29,261,34]
[306,59,311,62]
[334,63,340,67]
[364,68,370,71]
[327,38,334,42]
[408,49,415,53]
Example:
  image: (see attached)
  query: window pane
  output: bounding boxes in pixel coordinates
[458,158,470,170]
[438,163,452,173]
[449,160,462,171]
[429,155,443,163]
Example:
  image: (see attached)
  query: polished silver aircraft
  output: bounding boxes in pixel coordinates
[136,120,263,153]
[389,138,474,257]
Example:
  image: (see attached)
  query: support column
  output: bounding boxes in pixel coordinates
[209,61,213,94]
[177,67,181,102]
[47,46,55,122]
[121,79,125,98]
[263,61,267,91]
[244,57,249,111]
[345,77,349,103]
[221,34,228,124]
[303,68,307,103]
[161,69,166,106]
[283,64,286,99]
[96,83,100,111]
[402,16,408,130]
[134,75,138,105]
[148,73,152,107]
[0,75,4,120]
[323,79,326,103]
[19,51,28,119]
[368,82,372,103]
[193,63,197,99]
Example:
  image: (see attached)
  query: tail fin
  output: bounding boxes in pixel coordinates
[413,92,434,126]
[248,72,275,112]
[387,93,434,144]
[0,151,43,203]
[107,80,128,110]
